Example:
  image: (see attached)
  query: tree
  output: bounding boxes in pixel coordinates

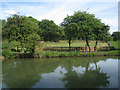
[2,14,40,53]
[93,19,110,52]
[62,23,79,49]
[100,24,111,48]
[61,11,110,52]
[111,31,120,41]
[25,33,40,54]
[61,11,96,52]
[61,58,110,88]
[38,19,63,42]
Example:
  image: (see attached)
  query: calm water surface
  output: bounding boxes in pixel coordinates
[2,57,119,88]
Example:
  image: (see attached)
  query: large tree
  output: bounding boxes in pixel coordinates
[61,11,110,52]
[38,19,63,42]
[2,14,40,53]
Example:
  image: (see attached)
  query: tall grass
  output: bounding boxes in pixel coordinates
[35,50,119,58]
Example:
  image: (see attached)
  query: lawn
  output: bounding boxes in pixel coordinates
[36,40,109,52]
[40,40,108,47]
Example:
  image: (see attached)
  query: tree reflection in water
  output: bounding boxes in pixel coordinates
[61,58,110,88]
[2,57,113,88]
[2,58,61,88]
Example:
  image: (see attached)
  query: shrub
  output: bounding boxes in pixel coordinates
[59,52,67,57]
[2,49,15,58]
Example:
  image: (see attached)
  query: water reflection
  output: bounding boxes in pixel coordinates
[61,59,109,88]
[2,57,118,88]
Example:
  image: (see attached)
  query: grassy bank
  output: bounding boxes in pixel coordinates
[2,40,120,59]
[31,40,120,58]
[34,50,120,58]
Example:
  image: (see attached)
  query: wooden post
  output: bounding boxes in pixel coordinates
[85,44,87,52]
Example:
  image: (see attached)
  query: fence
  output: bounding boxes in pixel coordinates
[44,47,86,52]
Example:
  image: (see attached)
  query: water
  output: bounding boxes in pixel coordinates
[2,57,119,88]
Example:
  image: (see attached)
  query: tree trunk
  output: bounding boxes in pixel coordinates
[69,39,71,51]
[86,62,89,73]
[86,38,91,52]
[21,44,24,53]
[94,40,98,52]
[107,42,111,48]
[106,42,111,51]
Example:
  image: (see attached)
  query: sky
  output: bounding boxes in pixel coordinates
[0,0,119,34]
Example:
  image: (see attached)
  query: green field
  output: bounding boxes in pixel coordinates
[39,40,108,48]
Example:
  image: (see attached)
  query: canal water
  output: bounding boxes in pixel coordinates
[2,57,119,88]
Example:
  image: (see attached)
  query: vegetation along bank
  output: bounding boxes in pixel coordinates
[0,10,120,59]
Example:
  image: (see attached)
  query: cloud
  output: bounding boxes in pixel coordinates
[1,1,118,34]
[2,10,17,18]
[101,18,118,34]
[4,10,16,14]
[36,6,74,25]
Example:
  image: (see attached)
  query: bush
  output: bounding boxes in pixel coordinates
[2,49,15,58]
[2,41,21,52]
[44,51,54,57]
[59,52,67,57]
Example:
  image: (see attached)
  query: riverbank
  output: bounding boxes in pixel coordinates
[34,50,120,58]
[2,40,120,60]
[1,50,120,60]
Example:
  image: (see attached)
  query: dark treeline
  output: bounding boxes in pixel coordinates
[1,11,120,55]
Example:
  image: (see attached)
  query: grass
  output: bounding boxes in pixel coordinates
[34,40,120,58]
[2,40,120,59]
[36,40,109,52]
[35,50,119,58]
[38,40,108,48]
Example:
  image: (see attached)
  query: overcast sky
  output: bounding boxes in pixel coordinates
[0,0,119,34]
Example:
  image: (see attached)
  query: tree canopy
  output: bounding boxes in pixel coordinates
[2,14,40,53]
[38,19,63,42]
[61,11,110,52]
[2,11,111,53]
[63,23,79,48]
[111,31,120,41]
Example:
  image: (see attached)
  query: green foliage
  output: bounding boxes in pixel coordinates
[65,23,79,39]
[0,19,6,28]
[2,14,41,53]
[2,49,15,58]
[2,14,39,42]
[2,40,20,50]
[68,51,80,56]
[61,23,79,47]
[61,11,97,40]
[25,33,41,53]
[59,52,67,57]
[61,11,110,52]
[38,19,63,42]
[110,40,120,50]
[0,19,6,40]
[111,31,120,41]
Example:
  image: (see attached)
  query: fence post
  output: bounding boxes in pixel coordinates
[85,44,87,52]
